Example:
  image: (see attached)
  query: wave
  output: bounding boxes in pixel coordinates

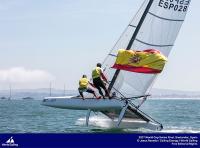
[149,98,200,100]
[76,116,200,133]
[160,126,200,133]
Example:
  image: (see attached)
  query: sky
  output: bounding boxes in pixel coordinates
[0,0,199,91]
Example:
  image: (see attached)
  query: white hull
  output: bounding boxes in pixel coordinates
[41,96,163,130]
[42,96,124,111]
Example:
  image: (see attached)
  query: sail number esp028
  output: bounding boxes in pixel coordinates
[158,0,190,12]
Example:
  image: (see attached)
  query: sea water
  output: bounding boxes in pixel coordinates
[0,98,199,133]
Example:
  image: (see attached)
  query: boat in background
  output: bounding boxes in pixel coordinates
[0,84,12,100]
[42,0,191,130]
[22,97,34,100]
[0,97,8,100]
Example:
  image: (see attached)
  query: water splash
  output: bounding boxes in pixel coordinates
[160,126,200,133]
[76,115,114,128]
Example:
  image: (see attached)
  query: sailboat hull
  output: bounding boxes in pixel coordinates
[42,96,124,111]
[41,96,163,130]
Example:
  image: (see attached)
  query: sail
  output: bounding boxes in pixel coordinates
[102,0,191,97]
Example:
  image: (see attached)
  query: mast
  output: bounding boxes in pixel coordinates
[9,83,11,100]
[108,0,154,92]
[63,84,66,96]
[49,82,52,96]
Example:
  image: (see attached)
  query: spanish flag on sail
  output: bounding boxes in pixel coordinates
[112,49,167,74]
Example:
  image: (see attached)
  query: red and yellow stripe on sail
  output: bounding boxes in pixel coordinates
[112,49,167,74]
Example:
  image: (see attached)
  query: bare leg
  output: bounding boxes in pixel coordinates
[93,92,100,99]
[86,88,100,99]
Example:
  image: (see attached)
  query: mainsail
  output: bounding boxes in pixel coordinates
[102,0,191,98]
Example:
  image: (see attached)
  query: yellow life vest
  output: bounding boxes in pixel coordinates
[79,78,89,89]
[92,67,101,79]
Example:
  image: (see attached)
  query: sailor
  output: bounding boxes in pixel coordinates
[78,75,99,100]
[92,63,111,99]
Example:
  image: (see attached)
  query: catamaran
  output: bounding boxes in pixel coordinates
[42,0,191,130]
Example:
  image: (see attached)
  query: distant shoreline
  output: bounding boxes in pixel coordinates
[150,95,200,98]
[0,88,200,100]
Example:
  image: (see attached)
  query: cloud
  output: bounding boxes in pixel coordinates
[0,67,54,83]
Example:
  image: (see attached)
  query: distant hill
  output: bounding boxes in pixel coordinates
[0,88,200,100]
[0,88,77,100]
[150,88,200,98]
